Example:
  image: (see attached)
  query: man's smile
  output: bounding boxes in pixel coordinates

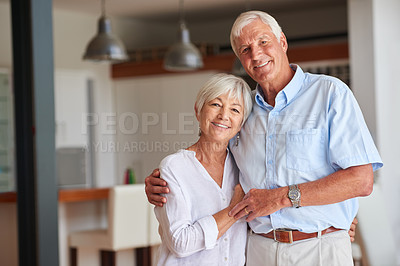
[254,61,270,69]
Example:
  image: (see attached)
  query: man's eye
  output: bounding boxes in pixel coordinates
[241,47,249,54]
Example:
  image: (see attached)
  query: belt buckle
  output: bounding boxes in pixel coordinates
[274,228,293,244]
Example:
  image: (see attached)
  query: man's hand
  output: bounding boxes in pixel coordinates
[349,217,358,242]
[229,187,289,222]
[144,168,169,207]
[228,186,359,240]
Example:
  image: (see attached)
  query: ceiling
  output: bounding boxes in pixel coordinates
[51,0,346,22]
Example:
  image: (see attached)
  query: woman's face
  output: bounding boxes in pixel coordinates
[197,92,244,144]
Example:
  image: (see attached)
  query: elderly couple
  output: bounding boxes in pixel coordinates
[144,10,383,266]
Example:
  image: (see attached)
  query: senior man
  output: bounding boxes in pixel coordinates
[146,11,382,265]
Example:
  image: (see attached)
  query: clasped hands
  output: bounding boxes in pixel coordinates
[226,186,357,242]
[228,186,288,222]
[227,186,358,242]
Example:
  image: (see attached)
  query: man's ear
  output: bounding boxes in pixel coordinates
[280,32,288,53]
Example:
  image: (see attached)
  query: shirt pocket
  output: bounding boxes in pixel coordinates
[286,128,326,172]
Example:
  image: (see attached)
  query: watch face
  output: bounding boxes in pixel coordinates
[289,190,300,200]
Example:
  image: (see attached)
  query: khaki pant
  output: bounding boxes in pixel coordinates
[246,230,353,266]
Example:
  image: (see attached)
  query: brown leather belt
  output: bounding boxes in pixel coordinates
[256,226,342,244]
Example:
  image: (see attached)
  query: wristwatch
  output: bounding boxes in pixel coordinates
[288,184,301,208]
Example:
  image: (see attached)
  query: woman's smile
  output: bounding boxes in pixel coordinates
[211,122,230,129]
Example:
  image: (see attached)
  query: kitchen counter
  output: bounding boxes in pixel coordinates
[0,187,110,203]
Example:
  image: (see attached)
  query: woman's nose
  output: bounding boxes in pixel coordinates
[218,108,229,120]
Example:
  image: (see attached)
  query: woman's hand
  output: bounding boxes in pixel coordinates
[229,184,245,209]
[213,184,246,238]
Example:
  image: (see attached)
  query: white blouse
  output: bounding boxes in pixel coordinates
[154,149,247,266]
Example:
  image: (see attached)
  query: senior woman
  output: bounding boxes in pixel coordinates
[154,73,253,265]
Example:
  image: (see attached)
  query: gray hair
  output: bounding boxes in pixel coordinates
[230,11,282,57]
[195,73,253,127]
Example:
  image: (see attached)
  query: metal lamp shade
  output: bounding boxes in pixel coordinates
[83,16,128,62]
[164,23,203,71]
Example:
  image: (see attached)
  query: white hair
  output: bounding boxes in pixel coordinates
[195,73,253,127]
[230,10,282,57]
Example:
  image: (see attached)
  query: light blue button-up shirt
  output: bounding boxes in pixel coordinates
[229,65,383,233]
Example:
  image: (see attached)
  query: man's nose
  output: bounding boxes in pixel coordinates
[250,46,263,60]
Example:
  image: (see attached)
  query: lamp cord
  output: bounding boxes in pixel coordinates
[101,0,106,17]
[179,0,185,24]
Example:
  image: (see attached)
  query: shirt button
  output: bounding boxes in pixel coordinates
[222,198,226,201]
[224,238,228,241]
[224,257,228,261]
[268,160,273,164]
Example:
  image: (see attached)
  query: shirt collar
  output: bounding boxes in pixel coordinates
[255,64,305,110]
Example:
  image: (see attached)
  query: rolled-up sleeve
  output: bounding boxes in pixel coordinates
[154,166,219,258]
[197,215,218,249]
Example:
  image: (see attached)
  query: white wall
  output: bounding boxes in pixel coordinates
[371,1,400,264]
[349,0,400,265]
[114,72,217,184]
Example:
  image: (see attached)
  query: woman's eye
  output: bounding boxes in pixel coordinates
[211,103,220,107]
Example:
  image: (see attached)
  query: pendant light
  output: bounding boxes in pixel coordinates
[83,0,128,62]
[164,0,203,71]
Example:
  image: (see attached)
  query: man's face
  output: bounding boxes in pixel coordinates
[235,19,289,86]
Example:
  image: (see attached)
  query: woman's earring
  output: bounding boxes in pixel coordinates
[235,132,240,146]
[198,127,201,136]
